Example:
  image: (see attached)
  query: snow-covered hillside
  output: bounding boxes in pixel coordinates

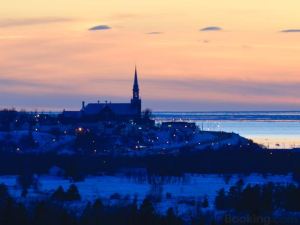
[0,173,294,215]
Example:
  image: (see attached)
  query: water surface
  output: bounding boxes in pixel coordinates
[153,111,300,149]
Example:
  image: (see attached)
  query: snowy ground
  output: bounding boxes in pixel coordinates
[0,173,295,215]
[0,126,252,155]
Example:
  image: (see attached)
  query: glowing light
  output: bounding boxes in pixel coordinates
[77,127,83,132]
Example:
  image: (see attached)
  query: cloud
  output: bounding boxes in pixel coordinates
[146,32,163,35]
[142,78,300,99]
[0,77,76,91]
[0,78,44,87]
[0,17,71,28]
[89,25,111,31]
[281,29,300,33]
[201,39,210,43]
[200,26,222,32]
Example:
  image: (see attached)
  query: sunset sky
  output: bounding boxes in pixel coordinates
[0,0,300,111]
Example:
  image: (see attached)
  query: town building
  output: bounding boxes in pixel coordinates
[62,67,142,121]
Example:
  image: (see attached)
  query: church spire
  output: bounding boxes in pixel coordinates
[131,66,142,117]
[133,66,139,99]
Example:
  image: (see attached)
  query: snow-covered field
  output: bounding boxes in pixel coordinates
[0,173,295,214]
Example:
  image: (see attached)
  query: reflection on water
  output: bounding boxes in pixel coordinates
[154,112,300,149]
[199,121,300,149]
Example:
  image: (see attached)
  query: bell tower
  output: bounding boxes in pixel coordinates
[131,66,141,116]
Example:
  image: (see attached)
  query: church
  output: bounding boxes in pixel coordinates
[62,67,142,121]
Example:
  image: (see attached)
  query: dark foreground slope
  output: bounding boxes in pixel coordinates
[0,145,300,178]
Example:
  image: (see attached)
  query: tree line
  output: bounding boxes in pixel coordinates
[1,148,300,179]
[215,180,300,212]
[0,183,184,225]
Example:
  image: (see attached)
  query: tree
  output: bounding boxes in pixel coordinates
[139,198,156,225]
[49,128,62,141]
[0,183,10,200]
[164,208,182,225]
[17,173,39,197]
[32,201,67,225]
[65,184,81,201]
[128,200,139,225]
[51,186,65,201]
[202,196,209,208]
[19,131,38,149]
[142,109,152,121]
[0,109,17,131]
[215,188,227,210]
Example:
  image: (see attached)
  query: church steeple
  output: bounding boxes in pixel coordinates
[131,66,142,117]
[133,66,139,99]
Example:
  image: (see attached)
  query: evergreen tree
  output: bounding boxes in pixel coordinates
[215,188,227,209]
[164,208,182,225]
[128,201,139,225]
[65,184,81,201]
[51,186,66,201]
[139,198,156,225]
[0,183,10,200]
[202,196,209,208]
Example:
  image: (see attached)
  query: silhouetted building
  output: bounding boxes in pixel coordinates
[161,122,196,131]
[62,67,142,121]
